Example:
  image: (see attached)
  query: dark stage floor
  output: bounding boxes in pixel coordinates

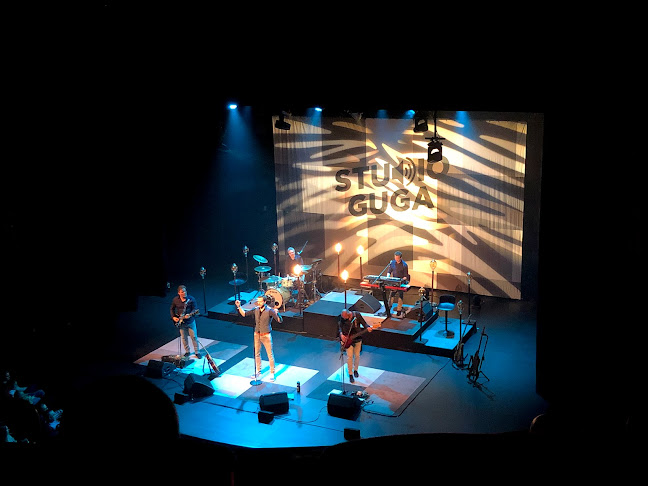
[4,272,638,482]
[67,275,547,442]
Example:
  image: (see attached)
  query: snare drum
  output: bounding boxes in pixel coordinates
[265,287,291,309]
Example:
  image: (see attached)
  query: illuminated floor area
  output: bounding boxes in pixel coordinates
[117,279,547,449]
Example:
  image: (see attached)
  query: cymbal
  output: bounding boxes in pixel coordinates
[300,264,312,272]
[262,275,282,283]
[253,255,268,264]
[229,279,246,286]
[254,265,272,273]
[311,258,323,265]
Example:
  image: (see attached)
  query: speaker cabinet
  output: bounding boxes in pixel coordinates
[183,373,214,397]
[404,301,435,320]
[327,393,361,420]
[259,391,289,414]
[144,360,165,378]
[350,294,382,313]
[258,410,275,424]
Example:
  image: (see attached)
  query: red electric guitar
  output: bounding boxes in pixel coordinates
[340,321,382,350]
[202,345,221,376]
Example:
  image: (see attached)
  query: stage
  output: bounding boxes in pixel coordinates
[206,287,475,357]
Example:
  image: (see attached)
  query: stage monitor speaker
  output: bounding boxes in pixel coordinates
[350,293,381,313]
[327,393,361,420]
[344,427,361,440]
[183,373,214,398]
[259,391,289,414]
[174,392,190,405]
[258,410,275,424]
[144,360,165,378]
[404,301,435,320]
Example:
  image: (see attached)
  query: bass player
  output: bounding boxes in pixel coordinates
[338,309,374,383]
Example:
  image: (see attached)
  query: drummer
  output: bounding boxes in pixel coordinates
[285,247,304,277]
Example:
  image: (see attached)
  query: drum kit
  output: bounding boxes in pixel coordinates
[234,254,323,311]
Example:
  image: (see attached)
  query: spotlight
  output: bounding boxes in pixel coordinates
[427,138,443,162]
[413,116,428,133]
[274,112,291,130]
[426,111,445,162]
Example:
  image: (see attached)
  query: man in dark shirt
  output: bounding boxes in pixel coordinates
[170,285,201,358]
[387,250,410,318]
[235,295,283,381]
[338,309,373,383]
[285,247,304,277]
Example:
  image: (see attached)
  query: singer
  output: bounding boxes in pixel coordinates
[235,295,282,381]
[386,251,410,318]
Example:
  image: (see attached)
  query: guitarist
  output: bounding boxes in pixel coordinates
[170,285,202,359]
[338,309,374,383]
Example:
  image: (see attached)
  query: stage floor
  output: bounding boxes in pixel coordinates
[108,278,546,452]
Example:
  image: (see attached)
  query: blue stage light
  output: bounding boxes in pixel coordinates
[228,104,238,110]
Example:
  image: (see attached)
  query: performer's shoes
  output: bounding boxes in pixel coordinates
[195,352,202,359]
[269,373,275,382]
[183,352,191,358]
[349,374,355,383]
[353,370,359,378]
[251,373,260,380]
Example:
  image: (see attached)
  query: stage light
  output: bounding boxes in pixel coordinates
[427,138,443,162]
[341,270,349,282]
[356,245,364,255]
[294,264,302,275]
[275,112,291,130]
[314,107,323,112]
[228,103,237,110]
[335,243,342,253]
[413,116,428,133]
[426,111,445,162]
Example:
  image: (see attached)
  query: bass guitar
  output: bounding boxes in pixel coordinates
[340,322,382,350]
[174,309,200,328]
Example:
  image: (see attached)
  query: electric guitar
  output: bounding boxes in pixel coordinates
[174,309,200,328]
[468,326,486,381]
[340,322,382,350]
[202,345,220,376]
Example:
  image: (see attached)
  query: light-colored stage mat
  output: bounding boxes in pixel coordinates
[307,365,429,417]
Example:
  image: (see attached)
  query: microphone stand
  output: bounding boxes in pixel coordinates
[272,243,278,276]
[373,262,391,317]
[250,306,262,386]
[243,246,250,291]
[200,267,207,314]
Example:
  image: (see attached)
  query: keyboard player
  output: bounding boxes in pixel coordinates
[387,251,410,318]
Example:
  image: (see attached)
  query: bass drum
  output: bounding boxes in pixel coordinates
[265,287,291,309]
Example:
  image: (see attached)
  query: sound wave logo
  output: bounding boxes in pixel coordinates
[398,158,418,186]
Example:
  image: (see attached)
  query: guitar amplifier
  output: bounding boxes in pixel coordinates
[259,391,289,414]
[162,354,189,368]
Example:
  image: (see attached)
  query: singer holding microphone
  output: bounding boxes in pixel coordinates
[235,295,282,381]
[387,251,410,318]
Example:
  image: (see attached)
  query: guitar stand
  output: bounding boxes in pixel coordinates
[467,331,490,386]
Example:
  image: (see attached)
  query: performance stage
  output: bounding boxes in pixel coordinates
[206,287,475,357]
